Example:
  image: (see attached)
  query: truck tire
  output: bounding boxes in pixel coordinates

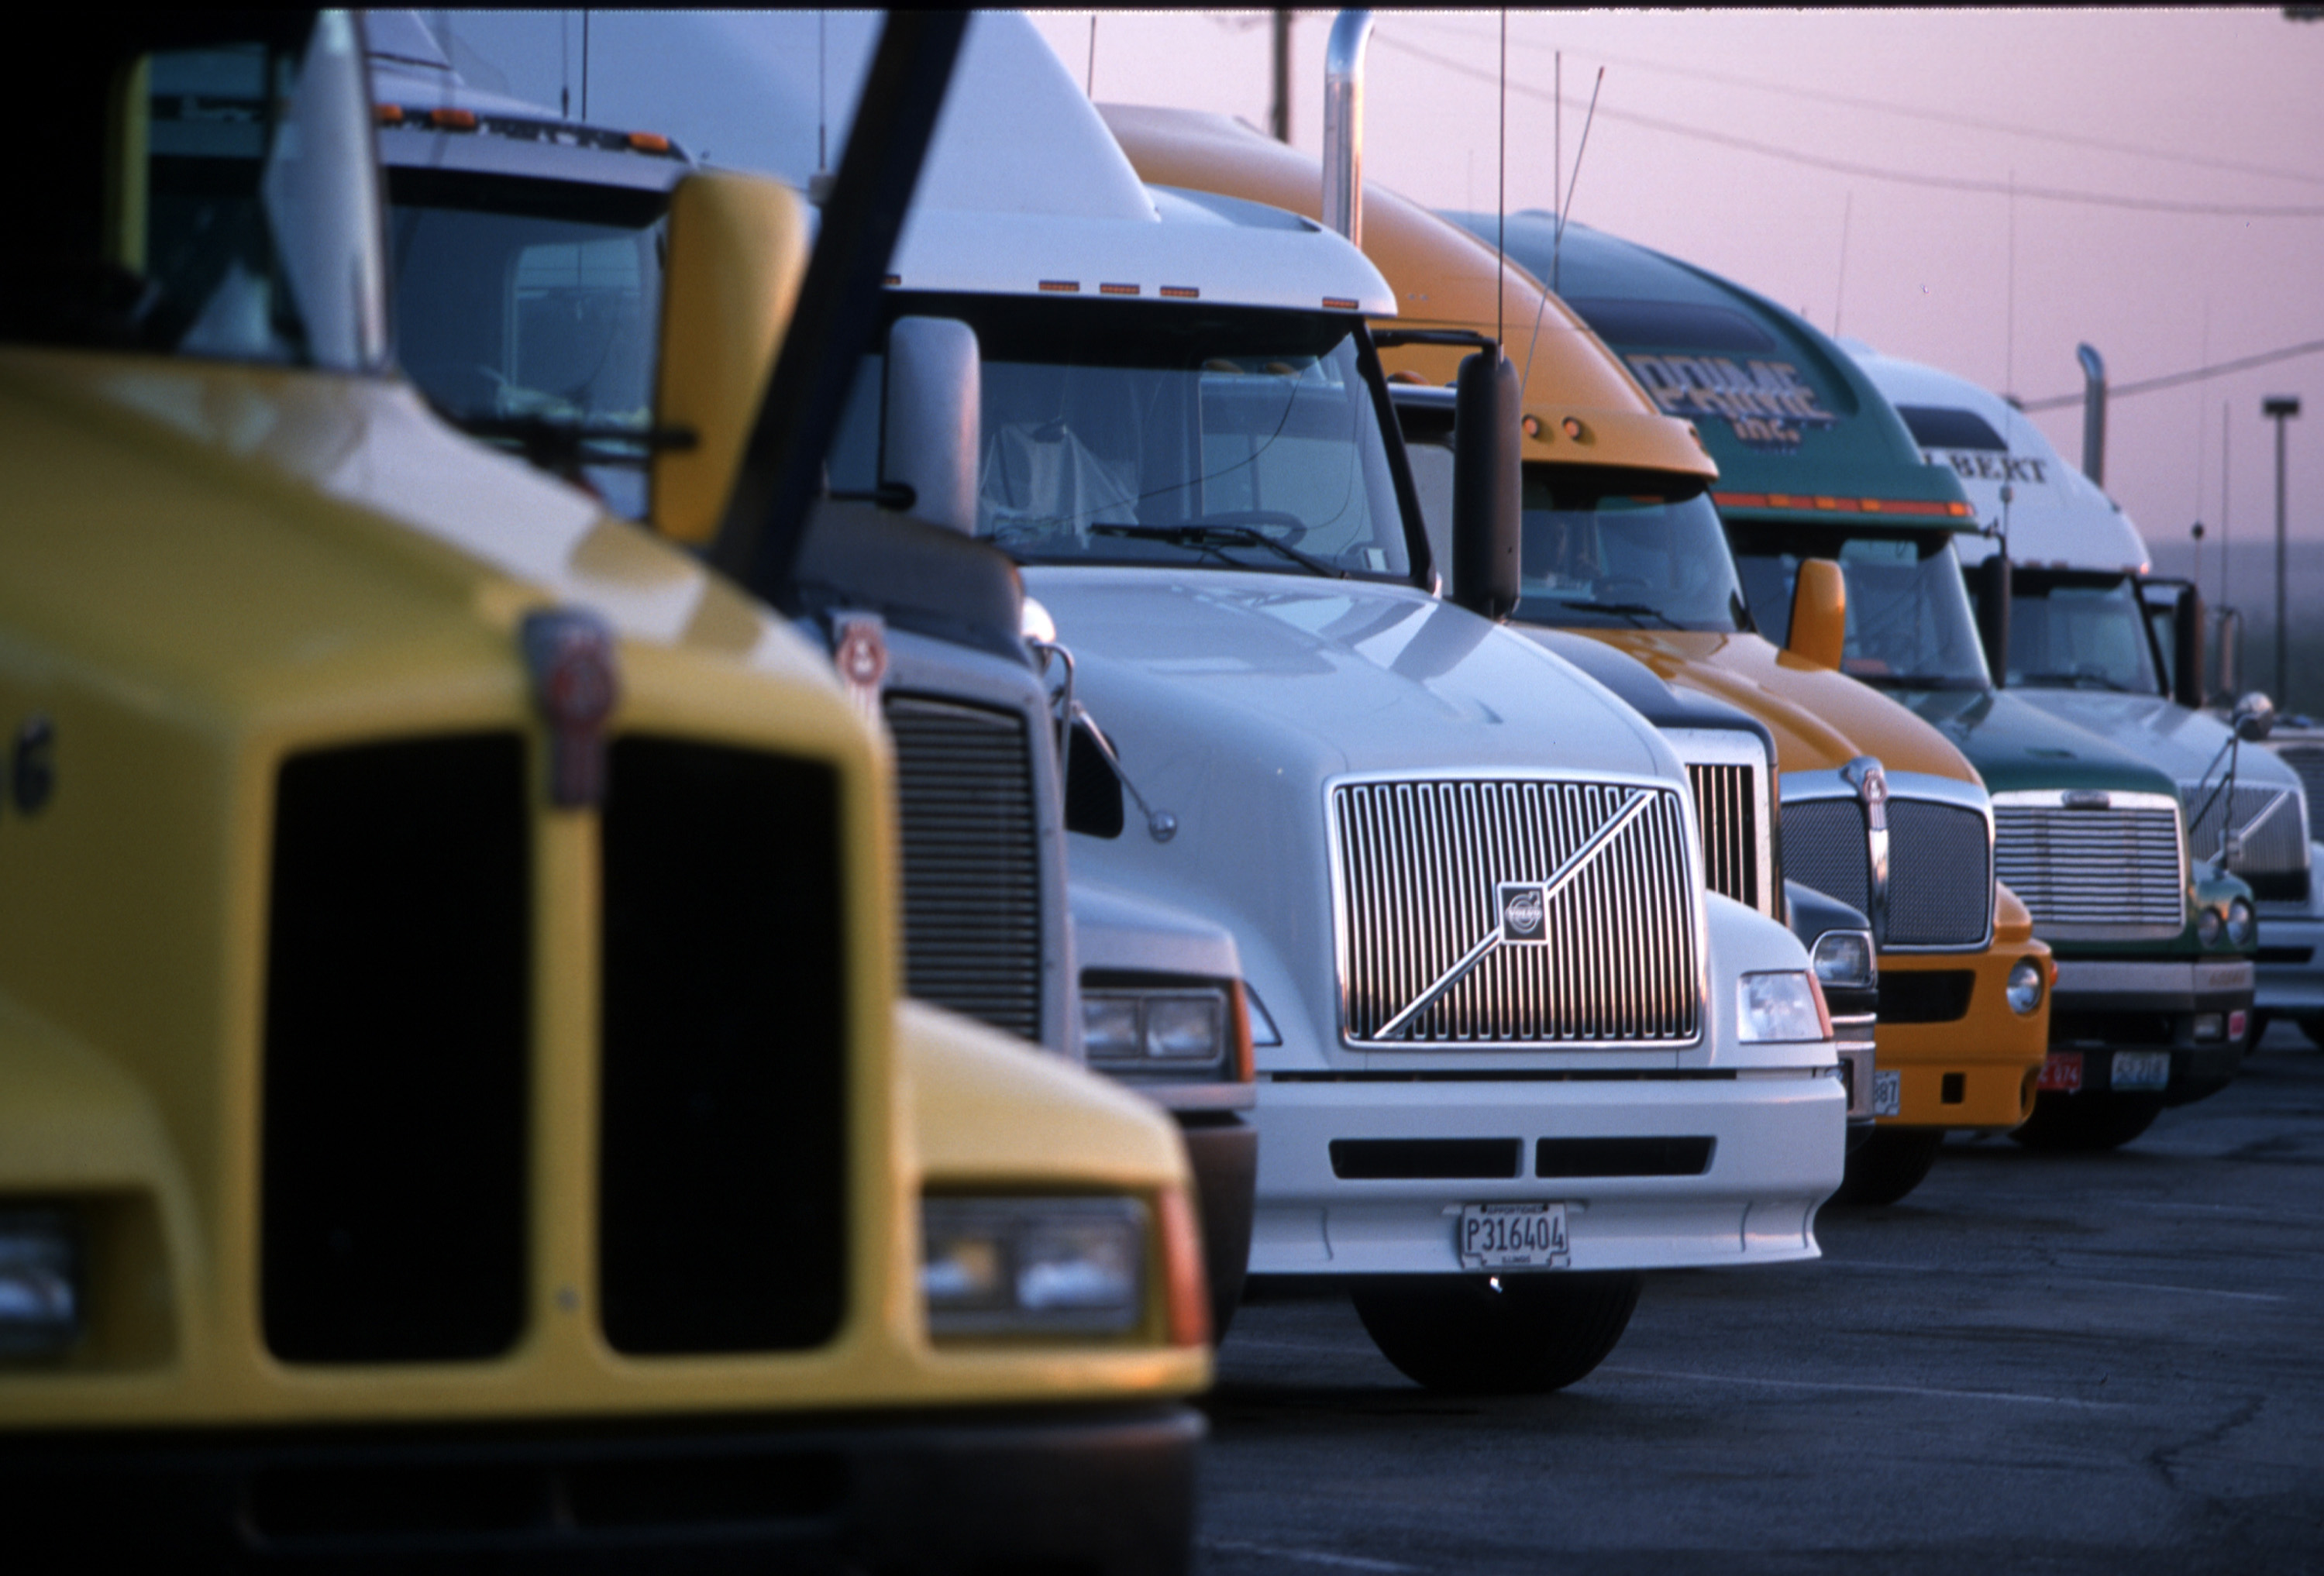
[1832,1127,1943,1207]
[2298,1015,2324,1051]
[1348,1271,1642,1395]
[2009,1092,2163,1151]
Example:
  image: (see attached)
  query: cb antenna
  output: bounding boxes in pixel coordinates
[1520,60,1603,394]
[1552,65,1604,296]
[1496,10,1506,356]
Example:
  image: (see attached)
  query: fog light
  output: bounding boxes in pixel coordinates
[2192,1013,2224,1043]
[0,1209,80,1358]
[2226,898,2256,948]
[1737,971,1827,1042]
[2197,907,2223,946]
[2006,958,2045,1016]
[921,1196,1145,1337]
[1809,930,1875,990]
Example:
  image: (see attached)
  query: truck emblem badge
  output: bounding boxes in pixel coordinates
[1500,883,1547,941]
[831,611,889,723]
[522,609,618,810]
[1372,791,1656,1040]
[2062,788,2112,810]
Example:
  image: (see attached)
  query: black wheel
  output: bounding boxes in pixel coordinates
[1833,1127,1944,1206]
[2297,1016,2324,1051]
[2009,1092,2164,1151]
[1348,1271,1642,1395]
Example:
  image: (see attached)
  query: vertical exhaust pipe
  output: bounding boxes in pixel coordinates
[2076,342,2107,488]
[1322,11,1374,244]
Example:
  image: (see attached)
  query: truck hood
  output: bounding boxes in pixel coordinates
[1886,686,2179,799]
[1030,569,1669,783]
[2003,688,2302,796]
[1554,628,1982,783]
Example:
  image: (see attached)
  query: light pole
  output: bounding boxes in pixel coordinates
[2264,394,2301,707]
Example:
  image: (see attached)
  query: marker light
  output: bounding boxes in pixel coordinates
[1737,971,1829,1043]
[921,1197,1145,1338]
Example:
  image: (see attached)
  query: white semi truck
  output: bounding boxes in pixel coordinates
[529,9,1847,1393]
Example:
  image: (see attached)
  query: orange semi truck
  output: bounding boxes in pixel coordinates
[1105,105,2051,1204]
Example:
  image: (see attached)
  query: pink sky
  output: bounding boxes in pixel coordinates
[1034,9,2324,557]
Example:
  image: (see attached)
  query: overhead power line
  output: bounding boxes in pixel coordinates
[1375,33,2324,219]
[2016,337,2324,411]
[1410,16,2324,191]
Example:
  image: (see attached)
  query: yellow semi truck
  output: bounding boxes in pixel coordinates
[1104,104,2052,1206]
[0,13,1206,1568]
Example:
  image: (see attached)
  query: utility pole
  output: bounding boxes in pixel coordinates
[2265,395,2302,707]
[1271,10,1292,143]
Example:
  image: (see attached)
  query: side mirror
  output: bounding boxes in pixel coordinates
[1450,351,1520,621]
[2233,691,2276,742]
[649,171,809,545]
[2213,607,2244,704]
[882,316,982,534]
[2157,582,2207,709]
[1969,549,2010,684]
[1787,558,1847,669]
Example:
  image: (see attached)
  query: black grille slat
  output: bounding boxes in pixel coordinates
[883,695,1043,1043]
[1885,800,1992,947]
[599,738,847,1355]
[263,735,529,1363]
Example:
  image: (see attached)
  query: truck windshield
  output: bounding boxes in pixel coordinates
[835,297,1413,580]
[2006,571,2162,695]
[9,13,388,368]
[1728,525,1992,690]
[1517,470,1748,631]
[386,170,666,517]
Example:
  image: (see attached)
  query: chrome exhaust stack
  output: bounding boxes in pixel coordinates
[1321,10,1374,244]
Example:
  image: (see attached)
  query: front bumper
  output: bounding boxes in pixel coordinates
[0,1403,1201,1574]
[1870,943,2050,1132]
[2046,956,2256,1105]
[1248,1072,1845,1277]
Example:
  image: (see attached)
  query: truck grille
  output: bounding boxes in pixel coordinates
[599,737,848,1355]
[262,735,530,1364]
[2181,779,2309,883]
[1686,762,1761,914]
[1885,800,1992,947]
[1994,803,2185,931]
[1781,800,1869,916]
[2270,743,2324,819]
[883,695,1044,1044]
[1779,796,1989,948]
[1333,779,1701,1046]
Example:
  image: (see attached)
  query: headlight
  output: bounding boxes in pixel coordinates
[2006,958,2045,1016]
[921,1196,1145,1337]
[1081,986,1227,1071]
[1737,971,1829,1043]
[0,1208,80,1358]
[2226,898,2257,948]
[2197,906,2223,946]
[1809,930,1875,990]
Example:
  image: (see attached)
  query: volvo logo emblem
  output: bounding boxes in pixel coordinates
[1499,882,1548,943]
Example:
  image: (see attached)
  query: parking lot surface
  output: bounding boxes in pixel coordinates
[1196,1029,2324,1575]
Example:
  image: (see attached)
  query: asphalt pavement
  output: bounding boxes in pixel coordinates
[1194,1026,2324,1575]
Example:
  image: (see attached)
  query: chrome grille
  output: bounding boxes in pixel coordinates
[1781,800,1869,916]
[1333,779,1701,1046]
[2179,780,2309,874]
[2271,744,2324,820]
[884,694,1043,1043]
[1686,762,1760,914]
[1994,803,2184,931]
[1884,800,1992,947]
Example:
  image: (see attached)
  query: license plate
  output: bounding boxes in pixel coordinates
[2037,1052,2084,1093]
[1873,1069,1902,1117]
[2112,1050,2171,1091]
[1458,1203,1568,1270]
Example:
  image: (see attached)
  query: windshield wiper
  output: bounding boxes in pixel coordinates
[1861,673,1985,691]
[1565,600,1685,629]
[437,410,697,474]
[2016,670,2136,693]
[1090,521,1345,579]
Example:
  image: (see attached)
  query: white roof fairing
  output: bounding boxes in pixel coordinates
[1846,343,2149,576]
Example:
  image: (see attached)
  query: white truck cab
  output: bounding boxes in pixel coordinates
[540,9,1845,1393]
